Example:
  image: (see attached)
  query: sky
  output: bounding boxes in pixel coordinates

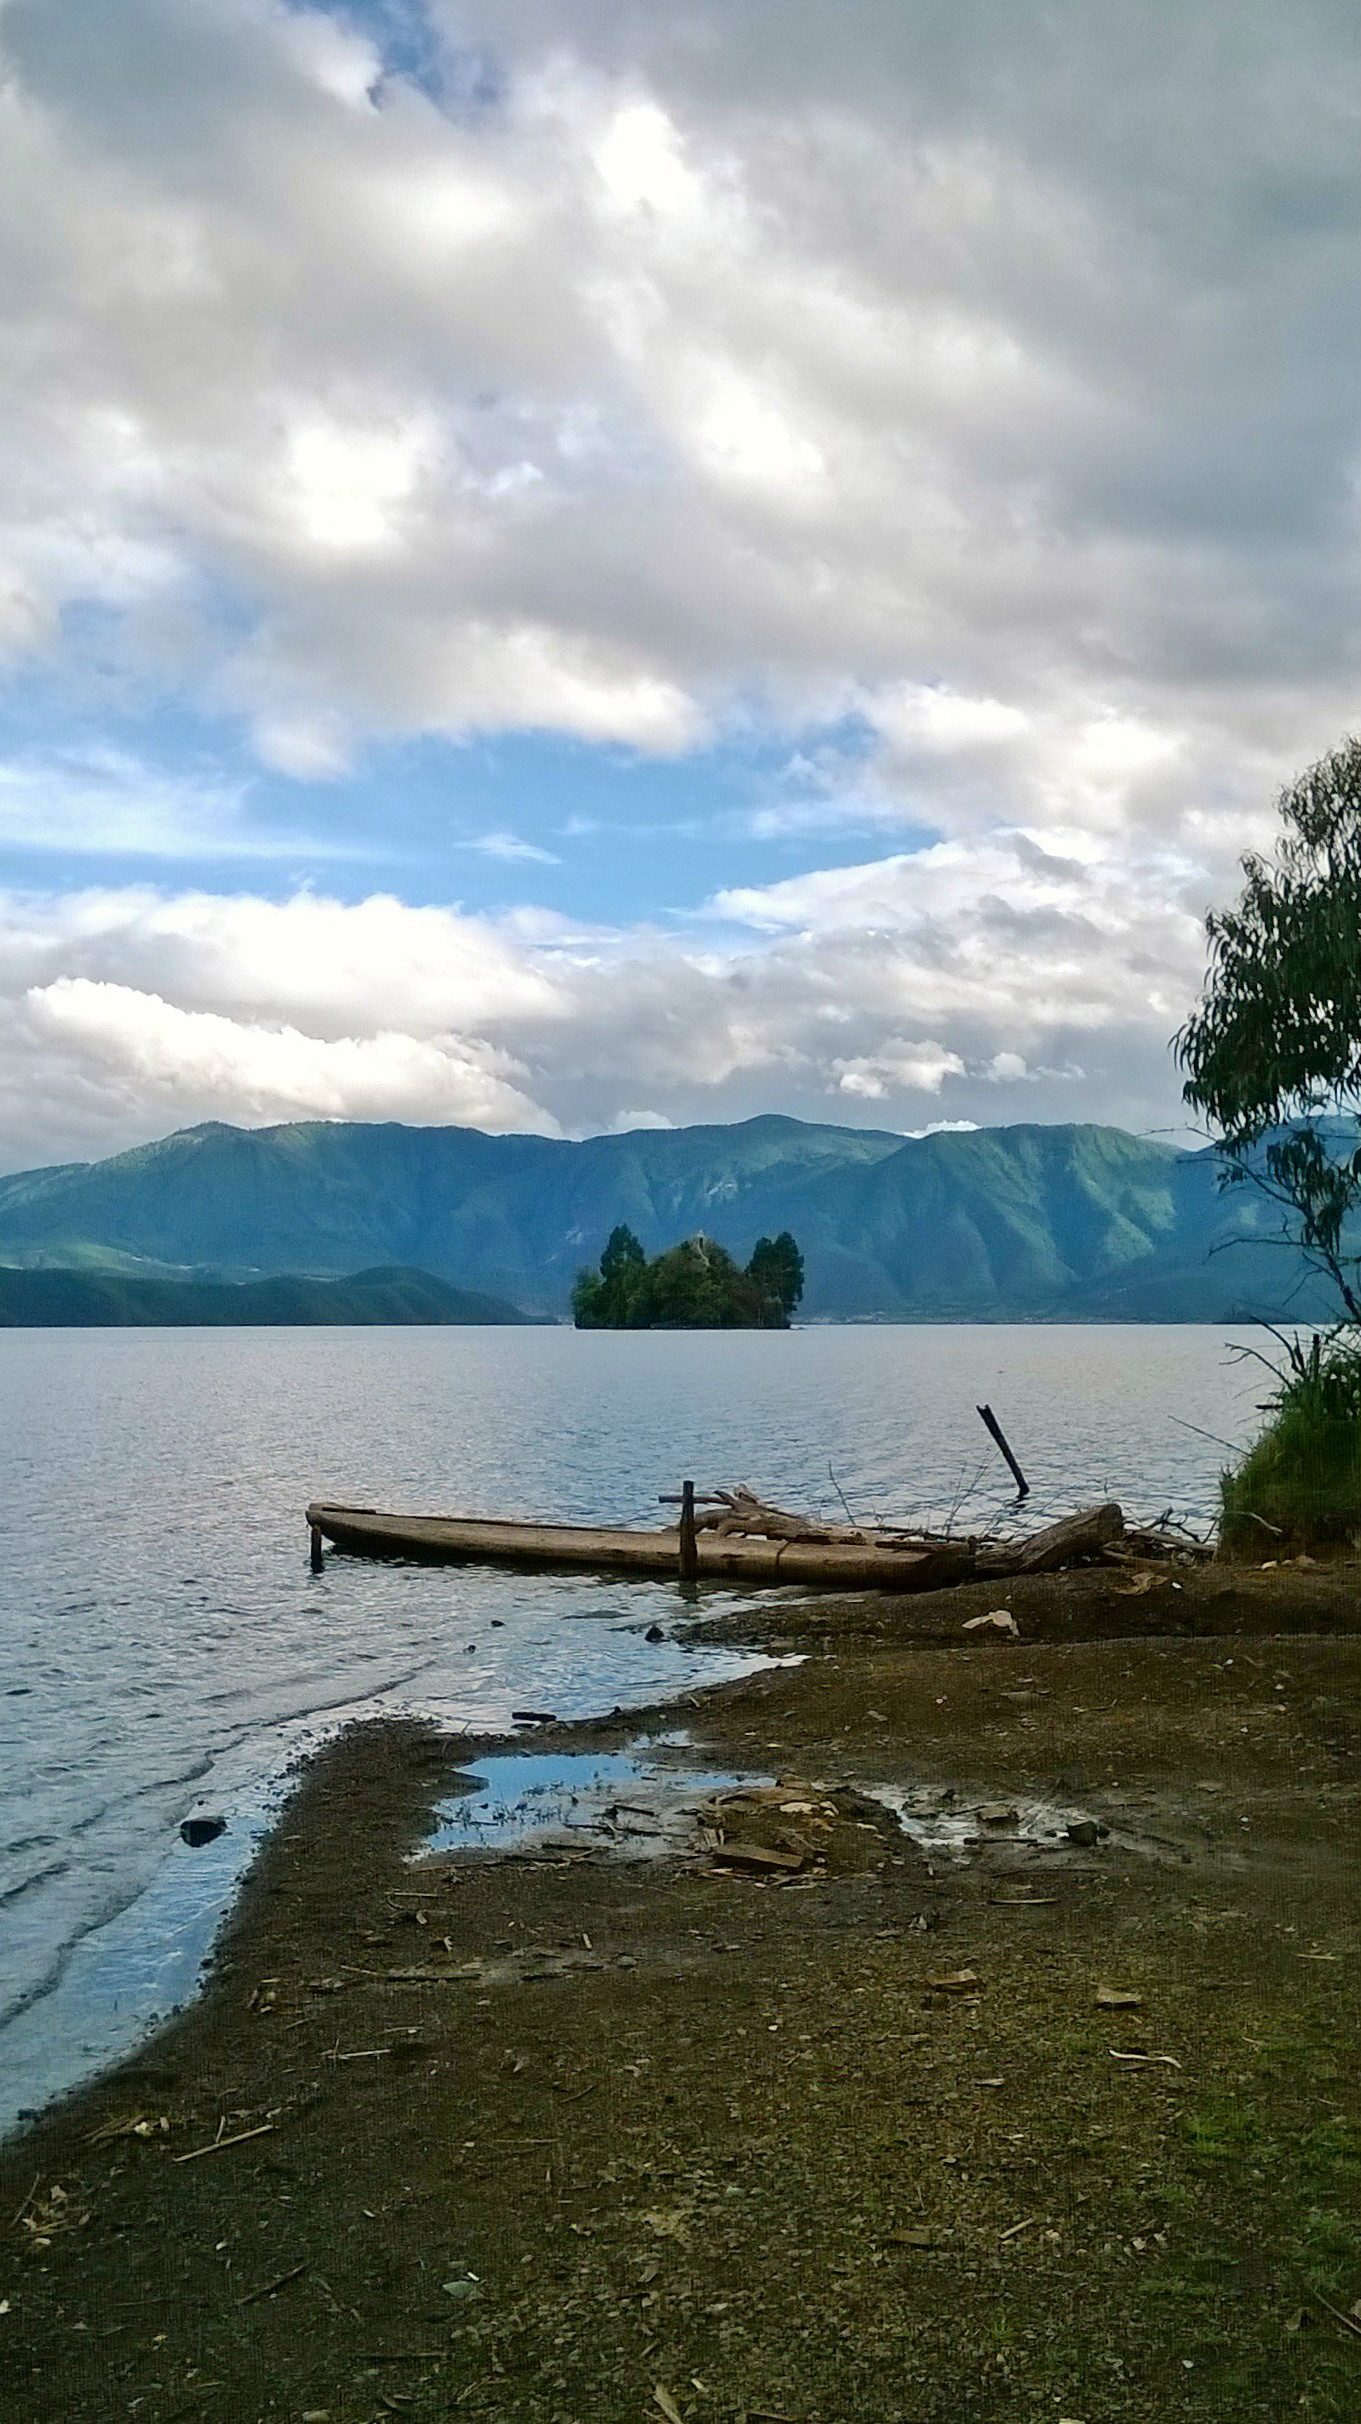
[0,0,1356,1169]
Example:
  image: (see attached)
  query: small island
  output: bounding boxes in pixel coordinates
[572,1225,804,1329]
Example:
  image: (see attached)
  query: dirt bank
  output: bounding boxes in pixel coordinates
[4,1577,1361,2424]
[690,1551,1361,1653]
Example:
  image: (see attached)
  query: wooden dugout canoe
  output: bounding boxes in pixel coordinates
[305,1501,974,1592]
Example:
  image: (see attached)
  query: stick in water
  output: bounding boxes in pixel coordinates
[976,1404,1029,1498]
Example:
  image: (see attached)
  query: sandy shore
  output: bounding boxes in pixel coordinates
[4,1566,1361,2423]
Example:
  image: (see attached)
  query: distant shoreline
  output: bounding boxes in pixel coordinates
[0,1264,541,1328]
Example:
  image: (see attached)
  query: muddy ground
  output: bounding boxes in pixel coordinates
[4,1565,1361,2424]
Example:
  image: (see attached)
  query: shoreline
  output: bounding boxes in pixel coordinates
[5,1566,1361,2421]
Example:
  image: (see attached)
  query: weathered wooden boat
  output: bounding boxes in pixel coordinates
[304,1500,975,1591]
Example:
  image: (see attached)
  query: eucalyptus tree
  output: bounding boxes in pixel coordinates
[1176,737,1361,1324]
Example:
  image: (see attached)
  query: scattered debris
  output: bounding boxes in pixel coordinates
[84,2113,171,2146]
[1296,2285,1361,2342]
[926,1969,982,1994]
[236,2261,309,2309]
[1065,1818,1107,1848]
[978,1803,1019,1827]
[963,1611,1019,1637]
[710,1841,806,1873]
[18,2184,89,2248]
[511,1711,559,1726]
[173,2122,277,2163]
[697,1780,898,1881]
[1108,2051,1182,2071]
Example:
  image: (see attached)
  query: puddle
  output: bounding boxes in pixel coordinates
[420,1745,1188,1872]
[422,1742,757,1864]
[861,1784,1176,1864]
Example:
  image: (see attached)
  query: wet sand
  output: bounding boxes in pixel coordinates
[4,1566,1361,2423]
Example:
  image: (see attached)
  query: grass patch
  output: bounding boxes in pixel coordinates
[1220,1332,1361,1553]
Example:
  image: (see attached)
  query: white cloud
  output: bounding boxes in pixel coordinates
[0,746,359,860]
[606,1106,675,1132]
[0,1,1354,1162]
[470,830,561,864]
[0,0,1348,782]
[832,1041,966,1100]
[23,975,559,1135]
[0,850,1209,1169]
[593,102,703,218]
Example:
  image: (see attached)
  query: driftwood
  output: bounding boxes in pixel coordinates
[699,1487,864,1545]
[1106,1522,1214,1564]
[699,1485,962,1553]
[977,1502,1125,1578]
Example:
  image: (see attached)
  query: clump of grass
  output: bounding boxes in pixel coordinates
[1220,1330,1361,1555]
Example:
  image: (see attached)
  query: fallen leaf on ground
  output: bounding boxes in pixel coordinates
[926,1968,981,1993]
[1108,2050,1182,2070]
[1095,1986,1144,2009]
[653,2387,685,2424]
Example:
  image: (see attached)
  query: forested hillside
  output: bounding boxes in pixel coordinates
[0,1113,1337,1321]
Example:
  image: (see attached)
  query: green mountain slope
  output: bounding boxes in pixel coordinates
[0,1112,1336,1321]
[0,1264,535,1328]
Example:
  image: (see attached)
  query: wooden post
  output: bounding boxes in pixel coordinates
[309,1523,325,1573]
[678,1478,698,1583]
[977,1404,1029,1499]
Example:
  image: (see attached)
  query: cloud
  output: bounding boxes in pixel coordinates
[0,854,1209,1168]
[0,0,1350,788]
[0,1,1354,1161]
[24,974,558,1133]
[469,830,561,863]
[832,1041,965,1100]
[0,745,363,861]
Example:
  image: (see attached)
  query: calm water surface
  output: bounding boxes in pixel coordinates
[0,1322,1266,2129]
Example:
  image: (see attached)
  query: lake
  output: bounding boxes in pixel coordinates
[0,1321,1270,2131]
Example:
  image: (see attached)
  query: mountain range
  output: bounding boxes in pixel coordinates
[0,1113,1335,1323]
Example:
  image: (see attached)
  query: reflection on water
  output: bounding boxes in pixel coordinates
[0,1321,1263,2128]
[423,1744,754,1862]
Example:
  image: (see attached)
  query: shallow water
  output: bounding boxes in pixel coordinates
[418,1742,1183,1875]
[423,1741,753,1862]
[0,1321,1265,2129]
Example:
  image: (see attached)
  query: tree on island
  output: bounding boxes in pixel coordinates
[1175,736,1361,1549]
[572,1225,805,1329]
